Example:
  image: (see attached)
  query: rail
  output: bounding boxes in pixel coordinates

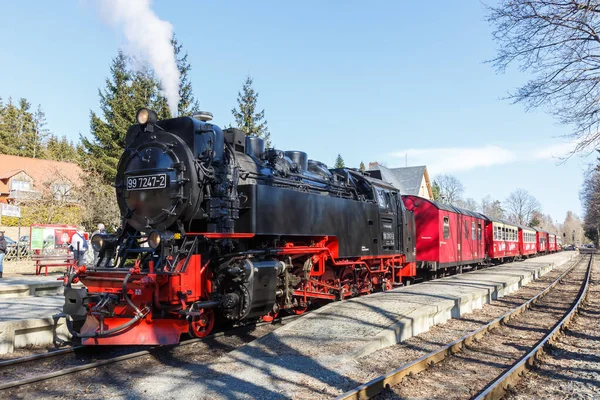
[0,314,302,391]
[474,254,593,399]
[336,254,591,400]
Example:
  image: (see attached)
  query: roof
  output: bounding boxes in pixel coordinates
[0,155,83,195]
[0,169,25,180]
[404,195,484,219]
[369,165,433,198]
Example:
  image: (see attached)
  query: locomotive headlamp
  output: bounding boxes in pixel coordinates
[148,231,161,249]
[136,108,158,125]
[91,234,118,252]
[91,234,104,252]
[148,231,175,250]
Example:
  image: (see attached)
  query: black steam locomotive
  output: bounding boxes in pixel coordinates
[61,109,416,345]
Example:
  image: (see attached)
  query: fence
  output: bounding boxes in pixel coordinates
[4,245,32,261]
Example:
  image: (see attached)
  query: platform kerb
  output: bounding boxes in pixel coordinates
[351,260,556,358]
[0,277,63,299]
[248,253,579,364]
[0,294,71,354]
[0,317,70,354]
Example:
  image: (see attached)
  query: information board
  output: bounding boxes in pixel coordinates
[1,204,21,218]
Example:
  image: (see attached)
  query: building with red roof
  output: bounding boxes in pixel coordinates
[0,155,83,204]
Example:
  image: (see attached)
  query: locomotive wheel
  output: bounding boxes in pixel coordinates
[189,309,215,338]
[340,267,356,298]
[383,272,393,291]
[358,269,372,293]
[318,269,337,294]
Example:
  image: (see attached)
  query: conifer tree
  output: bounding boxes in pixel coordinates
[0,96,13,155]
[359,161,366,171]
[1,98,21,155]
[82,51,143,182]
[29,105,50,158]
[334,154,345,168]
[47,134,79,162]
[172,35,200,116]
[231,76,271,147]
[16,98,35,157]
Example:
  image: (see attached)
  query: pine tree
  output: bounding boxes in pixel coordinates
[46,134,78,162]
[0,96,14,155]
[30,105,50,158]
[231,76,271,147]
[172,35,200,116]
[15,98,36,157]
[334,154,345,168]
[431,181,441,201]
[82,51,135,182]
[359,161,366,171]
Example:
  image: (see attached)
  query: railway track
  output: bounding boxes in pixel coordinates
[0,315,299,392]
[337,254,593,400]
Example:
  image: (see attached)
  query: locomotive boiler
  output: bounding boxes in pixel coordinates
[59,109,417,345]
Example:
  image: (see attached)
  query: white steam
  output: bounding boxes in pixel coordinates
[100,0,180,116]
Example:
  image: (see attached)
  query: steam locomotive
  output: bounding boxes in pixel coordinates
[59,109,417,345]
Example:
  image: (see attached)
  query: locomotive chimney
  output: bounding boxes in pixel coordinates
[193,111,213,122]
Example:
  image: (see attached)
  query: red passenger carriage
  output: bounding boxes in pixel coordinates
[482,217,519,263]
[518,225,537,258]
[536,229,548,253]
[402,196,485,275]
[548,233,557,252]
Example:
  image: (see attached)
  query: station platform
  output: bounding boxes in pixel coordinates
[129,251,577,399]
[0,277,69,354]
[0,276,63,298]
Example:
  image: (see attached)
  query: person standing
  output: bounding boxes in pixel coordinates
[70,227,88,267]
[91,223,106,266]
[0,230,6,278]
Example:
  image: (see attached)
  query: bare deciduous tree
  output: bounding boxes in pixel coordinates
[580,165,600,244]
[504,188,541,225]
[481,195,505,220]
[76,172,121,232]
[434,174,464,205]
[456,198,479,212]
[487,1,600,152]
[559,210,585,245]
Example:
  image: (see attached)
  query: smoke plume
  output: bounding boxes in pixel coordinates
[100,0,180,116]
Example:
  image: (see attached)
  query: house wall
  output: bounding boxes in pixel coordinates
[9,172,34,191]
[418,176,431,200]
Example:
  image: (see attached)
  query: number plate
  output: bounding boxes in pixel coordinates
[126,174,167,191]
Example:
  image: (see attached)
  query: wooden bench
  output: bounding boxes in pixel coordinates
[32,253,76,276]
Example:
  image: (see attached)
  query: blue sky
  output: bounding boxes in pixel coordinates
[0,1,595,222]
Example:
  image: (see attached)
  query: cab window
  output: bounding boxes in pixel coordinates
[443,217,450,239]
[375,187,391,212]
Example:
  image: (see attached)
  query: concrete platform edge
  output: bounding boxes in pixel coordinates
[350,258,566,359]
[0,316,71,354]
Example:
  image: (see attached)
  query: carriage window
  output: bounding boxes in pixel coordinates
[472,222,475,240]
[478,223,482,240]
[464,221,469,239]
[443,217,450,239]
[502,227,506,241]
